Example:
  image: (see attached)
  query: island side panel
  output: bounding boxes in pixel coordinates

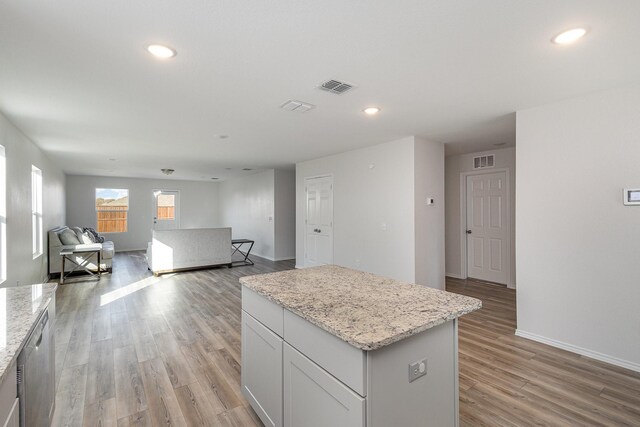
[366,320,457,427]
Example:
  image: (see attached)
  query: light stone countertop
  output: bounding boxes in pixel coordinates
[0,283,57,384]
[240,265,481,351]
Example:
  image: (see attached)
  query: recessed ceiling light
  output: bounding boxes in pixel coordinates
[242,168,253,171]
[363,107,381,115]
[147,44,177,59]
[551,28,588,45]
[108,158,116,161]
[214,134,229,140]
[211,177,219,180]
[493,142,506,147]
[161,168,175,175]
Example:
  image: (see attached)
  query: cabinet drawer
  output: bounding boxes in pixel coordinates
[242,286,283,337]
[284,343,365,427]
[283,310,366,396]
[241,311,283,427]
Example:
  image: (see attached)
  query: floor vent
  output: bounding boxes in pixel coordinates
[317,79,354,94]
[280,100,315,113]
[473,154,495,169]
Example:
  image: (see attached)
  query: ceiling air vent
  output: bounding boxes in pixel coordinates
[280,100,315,113]
[318,79,354,95]
[473,154,495,169]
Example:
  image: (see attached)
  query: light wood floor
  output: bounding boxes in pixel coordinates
[448,277,640,427]
[52,253,640,426]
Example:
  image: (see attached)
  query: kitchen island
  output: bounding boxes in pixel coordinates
[240,265,481,427]
[0,283,57,427]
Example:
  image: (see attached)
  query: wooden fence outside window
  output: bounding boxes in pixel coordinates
[96,206,128,233]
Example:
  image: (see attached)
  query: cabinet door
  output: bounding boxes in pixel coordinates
[284,343,365,427]
[2,398,19,427]
[241,311,283,427]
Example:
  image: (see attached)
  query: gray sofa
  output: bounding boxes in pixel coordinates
[48,226,114,275]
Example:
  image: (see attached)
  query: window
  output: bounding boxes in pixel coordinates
[0,146,6,283]
[96,188,129,233]
[156,193,175,220]
[31,166,43,258]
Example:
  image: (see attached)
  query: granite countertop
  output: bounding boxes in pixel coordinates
[0,283,57,384]
[240,265,481,351]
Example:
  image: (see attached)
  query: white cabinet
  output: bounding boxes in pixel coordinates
[241,311,283,427]
[2,399,18,427]
[284,343,365,427]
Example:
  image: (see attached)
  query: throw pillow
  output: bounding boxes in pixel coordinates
[59,228,81,245]
[83,227,105,243]
[80,232,94,244]
[71,226,85,242]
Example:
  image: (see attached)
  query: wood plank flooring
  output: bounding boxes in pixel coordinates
[447,277,640,427]
[52,253,640,426]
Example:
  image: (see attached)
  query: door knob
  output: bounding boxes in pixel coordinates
[466,230,472,234]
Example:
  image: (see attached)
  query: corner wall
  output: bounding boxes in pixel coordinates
[415,138,445,289]
[516,83,640,371]
[218,169,296,261]
[0,112,66,286]
[66,175,220,251]
[296,136,445,288]
[219,170,276,259]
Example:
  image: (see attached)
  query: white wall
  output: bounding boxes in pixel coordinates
[274,169,296,260]
[516,84,640,371]
[415,138,445,289]
[296,136,445,287]
[66,175,219,251]
[219,170,275,259]
[0,112,66,286]
[445,147,516,287]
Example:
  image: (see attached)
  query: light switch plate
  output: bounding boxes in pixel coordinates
[408,358,427,382]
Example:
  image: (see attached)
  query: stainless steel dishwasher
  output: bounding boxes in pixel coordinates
[17,308,54,427]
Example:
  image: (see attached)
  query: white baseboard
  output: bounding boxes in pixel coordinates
[248,253,294,262]
[515,329,640,373]
[445,272,465,279]
[295,264,304,269]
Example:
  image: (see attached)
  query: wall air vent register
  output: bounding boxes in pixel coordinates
[473,154,495,169]
[318,79,354,95]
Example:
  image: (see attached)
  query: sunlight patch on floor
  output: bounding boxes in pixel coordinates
[99,274,171,306]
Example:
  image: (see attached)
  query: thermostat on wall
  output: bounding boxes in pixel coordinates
[623,188,640,206]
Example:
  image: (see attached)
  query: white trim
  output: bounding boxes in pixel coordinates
[445,272,465,279]
[294,264,304,269]
[515,329,640,373]
[459,168,514,288]
[255,254,295,262]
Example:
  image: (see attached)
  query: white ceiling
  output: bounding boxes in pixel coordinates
[1,0,639,181]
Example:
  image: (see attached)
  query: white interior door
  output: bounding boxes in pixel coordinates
[304,176,333,267]
[153,190,180,230]
[466,172,508,284]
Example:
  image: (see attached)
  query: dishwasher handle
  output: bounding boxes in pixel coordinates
[25,311,48,355]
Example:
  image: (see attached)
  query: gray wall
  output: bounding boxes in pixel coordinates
[296,136,445,288]
[445,147,516,287]
[218,169,296,260]
[219,170,276,259]
[0,112,66,286]
[414,138,446,289]
[66,175,220,251]
[516,83,640,370]
[274,169,296,261]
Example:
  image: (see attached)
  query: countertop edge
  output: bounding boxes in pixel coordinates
[0,286,57,385]
[240,280,482,351]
